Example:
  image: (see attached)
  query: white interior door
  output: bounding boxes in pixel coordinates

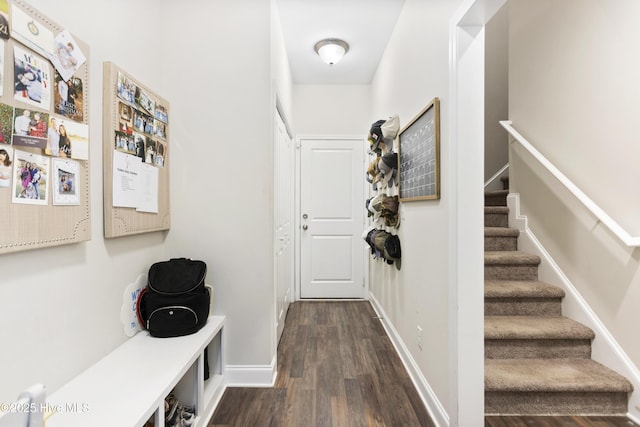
[274,111,294,343]
[300,138,365,299]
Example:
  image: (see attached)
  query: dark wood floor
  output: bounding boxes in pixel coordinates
[208,301,638,427]
[209,301,434,426]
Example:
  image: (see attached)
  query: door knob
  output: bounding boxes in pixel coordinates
[302,224,308,230]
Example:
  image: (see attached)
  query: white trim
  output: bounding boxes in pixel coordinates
[295,134,367,301]
[224,356,277,387]
[369,293,449,427]
[501,120,640,247]
[484,163,509,190]
[199,382,228,427]
[508,193,640,421]
[449,0,506,424]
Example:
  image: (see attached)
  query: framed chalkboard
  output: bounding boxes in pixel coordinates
[398,97,440,202]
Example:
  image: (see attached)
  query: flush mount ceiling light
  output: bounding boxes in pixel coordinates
[314,38,349,65]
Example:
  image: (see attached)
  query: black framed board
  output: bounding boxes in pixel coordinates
[398,97,440,202]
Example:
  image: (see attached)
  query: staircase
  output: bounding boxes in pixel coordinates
[484,184,633,415]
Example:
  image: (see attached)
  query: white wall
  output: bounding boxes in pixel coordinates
[509,0,640,410]
[272,0,294,129]
[484,3,509,182]
[162,0,276,371]
[0,0,169,404]
[510,0,640,236]
[1,0,284,403]
[369,0,464,419]
[294,84,371,135]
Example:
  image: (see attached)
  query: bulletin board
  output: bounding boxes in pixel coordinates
[102,62,170,238]
[0,0,91,255]
[398,97,440,202]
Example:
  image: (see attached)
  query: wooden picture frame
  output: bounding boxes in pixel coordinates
[102,62,170,238]
[398,97,440,202]
[0,0,91,255]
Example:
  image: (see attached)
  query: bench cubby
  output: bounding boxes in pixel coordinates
[46,316,225,427]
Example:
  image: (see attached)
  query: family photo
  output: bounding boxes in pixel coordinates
[54,73,84,122]
[52,157,80,206]
[0,147,11,187]
[12,150,49,205]
[12,107,49,149]
[13,45,51,109]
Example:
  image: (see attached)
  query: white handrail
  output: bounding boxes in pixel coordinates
[484,163,509,189]
[500,120,640,247]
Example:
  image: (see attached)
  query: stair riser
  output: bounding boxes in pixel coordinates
[485,299,562,316]
[485,391,630,415]
[485,265,538,281]
[485,339,592,359]
[485,195,507,206]
[485,237,518,251]
[485,214,508,228]
[501,177,509,190]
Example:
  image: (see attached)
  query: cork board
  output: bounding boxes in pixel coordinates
[103,62,170,238]
[0,0,91,255]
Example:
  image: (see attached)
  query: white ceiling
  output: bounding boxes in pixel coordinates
[276,0,405,85]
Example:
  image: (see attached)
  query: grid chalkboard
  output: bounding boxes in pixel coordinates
[398,97,440,202]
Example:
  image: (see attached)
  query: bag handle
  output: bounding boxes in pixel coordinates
[135,287,148,330]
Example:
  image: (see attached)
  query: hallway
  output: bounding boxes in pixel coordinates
[209,301,435,426]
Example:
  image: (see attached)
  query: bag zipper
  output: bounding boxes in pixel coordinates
[149,264,208,295]
[147,305,198,329]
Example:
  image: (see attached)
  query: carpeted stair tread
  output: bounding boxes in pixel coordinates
[485,280,565,299]
[485,251,541,265]
[485,206,509,214]
[485,316,595,340]
[485,359,633,393]
[485,227,520,237]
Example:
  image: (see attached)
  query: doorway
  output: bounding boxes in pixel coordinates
[274,109,295,344]
[298,137,365,299]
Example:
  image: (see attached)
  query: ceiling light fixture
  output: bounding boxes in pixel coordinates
[314,38,349,65]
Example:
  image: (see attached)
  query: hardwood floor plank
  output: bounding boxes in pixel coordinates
[356,373,388,427]
[211,301,433,426]
[289,388,314,427]
[343,378,367,427]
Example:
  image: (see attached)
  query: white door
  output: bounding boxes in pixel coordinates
[274,111,294,343]
[300,138,365,299]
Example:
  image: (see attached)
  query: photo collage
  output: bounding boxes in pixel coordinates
[115,72,168,169]
[0,1,88,206]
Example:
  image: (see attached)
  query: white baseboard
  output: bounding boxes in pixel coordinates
[368,293,449,427]
[508,193,640,421]
[224,356,277,387]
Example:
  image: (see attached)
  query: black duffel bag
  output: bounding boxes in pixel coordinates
[137,258,210,338]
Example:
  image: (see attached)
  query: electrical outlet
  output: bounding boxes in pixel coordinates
[417,325,423,351]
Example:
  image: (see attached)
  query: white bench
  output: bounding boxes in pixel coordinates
[0,384,45,427]
[45,316,225,427]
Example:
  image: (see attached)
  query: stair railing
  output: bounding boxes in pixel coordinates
[484,163,508,189]
[500,120,640,247]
